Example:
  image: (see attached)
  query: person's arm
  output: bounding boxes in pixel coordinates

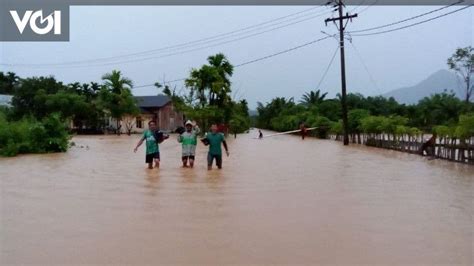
[222,134,229,156]
[134,135,146,152]
[222,141,229,156]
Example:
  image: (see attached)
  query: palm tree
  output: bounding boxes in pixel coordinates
[207,53,233,106]
[300,89,328,107]
[185,53,234,107]
[102,70,133,94]
[207,53,233,84]
[100,70,135,134]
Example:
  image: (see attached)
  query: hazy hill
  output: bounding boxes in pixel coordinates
[384,69,463,105]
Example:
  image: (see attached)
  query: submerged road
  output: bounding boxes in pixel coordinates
[1,130,472,265]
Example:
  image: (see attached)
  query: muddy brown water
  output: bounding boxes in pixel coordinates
[1,130,472,265]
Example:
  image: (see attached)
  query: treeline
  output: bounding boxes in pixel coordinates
[256,90,474,140]
[257,45,474,147]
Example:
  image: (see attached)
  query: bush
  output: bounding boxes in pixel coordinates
[308,116,332,138]
[330,120,343,135]
[0,113,70,157]
[455,113,474,139]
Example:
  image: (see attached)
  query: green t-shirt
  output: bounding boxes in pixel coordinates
[178,128,200,156]
[143,130,159,154]
[179,128,200,146]
[206,132,225,155]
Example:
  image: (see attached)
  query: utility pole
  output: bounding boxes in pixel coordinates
[325,0,357,146]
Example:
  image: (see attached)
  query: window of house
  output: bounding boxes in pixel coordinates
[136,117,143,129]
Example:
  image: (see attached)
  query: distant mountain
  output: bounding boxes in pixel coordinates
[384,70,463,105]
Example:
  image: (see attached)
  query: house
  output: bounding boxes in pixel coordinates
[116,95,184,134]
[0,94,13,107]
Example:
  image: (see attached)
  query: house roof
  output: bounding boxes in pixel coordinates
[134,95,170,108]
[0,94,13,107]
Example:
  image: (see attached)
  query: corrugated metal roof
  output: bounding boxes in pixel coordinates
[134,95,170,108]
[0,94,13,107]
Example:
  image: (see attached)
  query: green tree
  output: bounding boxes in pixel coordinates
[415,92,464,129]
[447,46,473,103]
[99,70,138,134]
[207,53,233,107]
[319,99,342,121]
[300,89,328,107]
[102,70,133,94]
[185,53,233,108]
[454,113,474,139]
[68,82,105,132]
[0,72,19,95]
[11,76,66,119]
[256,97,295,129]
[348,109,370,143]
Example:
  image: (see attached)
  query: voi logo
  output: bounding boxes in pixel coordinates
[9,10,61,35]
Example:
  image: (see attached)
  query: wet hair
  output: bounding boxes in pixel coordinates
[148,120,156,126]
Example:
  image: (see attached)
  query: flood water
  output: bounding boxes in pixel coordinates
[1,129,473,265]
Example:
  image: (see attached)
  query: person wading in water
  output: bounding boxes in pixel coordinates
[420,134,437,158]
[134,120,169,169]
[178,120,200,168]
[202,124,229,170]
[300,122,308,140]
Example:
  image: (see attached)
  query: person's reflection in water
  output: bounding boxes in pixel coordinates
[144,170,160,197]
[180,166,197,184]
[206,169,224,191]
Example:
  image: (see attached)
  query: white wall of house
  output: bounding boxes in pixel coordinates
[108,115,151,134]
[121,114,155,134]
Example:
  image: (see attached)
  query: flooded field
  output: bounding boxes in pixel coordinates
[1,130,472,265]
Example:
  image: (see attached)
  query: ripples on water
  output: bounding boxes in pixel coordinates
[1,130,472,265]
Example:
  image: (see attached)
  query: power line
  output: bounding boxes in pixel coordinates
[348,0,368,14]
[3,9,332,68]
[133,35,333,89]
[235,36,332,67]
[315,46,339,91]
[134,78,185,88]
[349,41,382,95]
[349,0,462,33]
[350,5,471,37]
[354,0,378,15]
[1,7,332,68]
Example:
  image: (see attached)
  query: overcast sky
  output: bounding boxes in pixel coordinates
[0,5,472,108]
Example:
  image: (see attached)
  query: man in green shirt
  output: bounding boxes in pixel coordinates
[204,124,229,170]
[134,120,168,169]
[178,120,200,168]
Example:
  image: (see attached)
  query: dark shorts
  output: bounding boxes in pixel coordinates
[182,155,195,161]
[207,153,222,168]
[146,152,160,164]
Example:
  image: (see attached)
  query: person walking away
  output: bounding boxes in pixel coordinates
[134,120,168,169]
[203,124,229,170]
[178,120,200,168]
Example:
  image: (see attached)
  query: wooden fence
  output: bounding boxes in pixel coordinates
[329,133,474,165]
